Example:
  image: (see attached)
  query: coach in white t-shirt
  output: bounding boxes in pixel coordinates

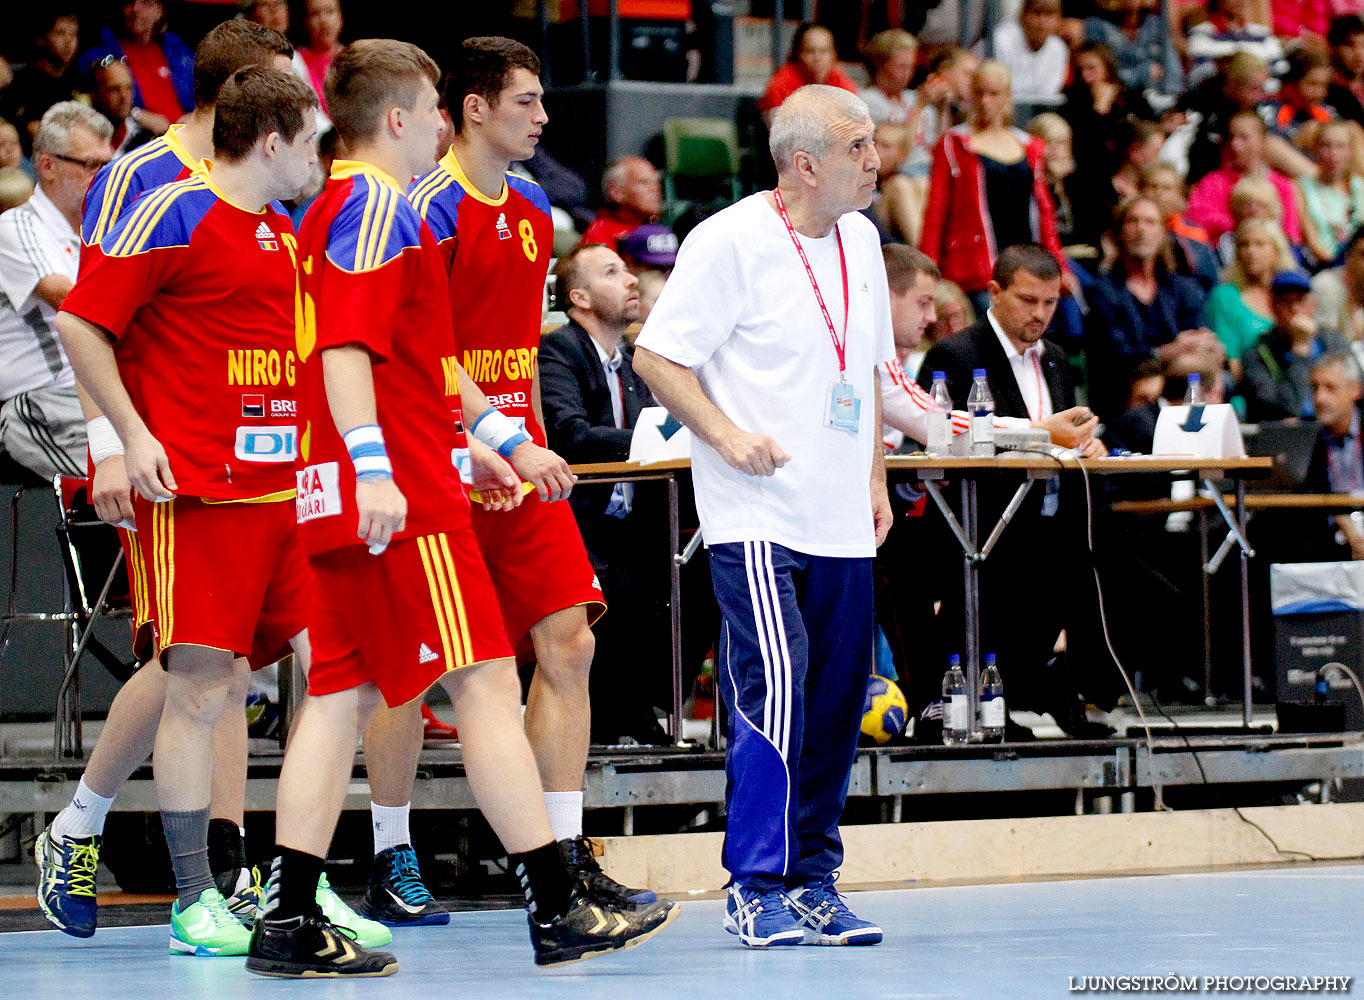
[635,85,893,950]
[0,102,113,479]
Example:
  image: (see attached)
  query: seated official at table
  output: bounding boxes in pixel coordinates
[915,245,1114,736]
[1239,272,1346,422]
[1301,352,1364,559]
[539,243,668,745]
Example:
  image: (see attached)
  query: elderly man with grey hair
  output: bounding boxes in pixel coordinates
[0,102,113,478]
[634,85,892,949]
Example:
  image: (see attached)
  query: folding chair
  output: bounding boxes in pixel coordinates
[661,117,743,220]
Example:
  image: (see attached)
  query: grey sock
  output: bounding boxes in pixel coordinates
[162,807,215,910]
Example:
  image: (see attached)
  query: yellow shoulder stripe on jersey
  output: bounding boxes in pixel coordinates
[107,176,210,257]
[89,140,172,245]
[410,168,456,218]
[366,181,398,271]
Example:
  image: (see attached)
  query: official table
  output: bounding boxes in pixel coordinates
[886,455,1272,735]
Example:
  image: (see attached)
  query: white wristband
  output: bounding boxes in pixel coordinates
[470,407,530,459]
[87,416,124,465]
[343,423,393,481]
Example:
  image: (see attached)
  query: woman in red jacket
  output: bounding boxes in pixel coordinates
[920,60,1072,312]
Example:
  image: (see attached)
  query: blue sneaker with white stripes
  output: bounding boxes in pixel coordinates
[787,873,882,945]
[360,845,449,927]
[34,829,100,938]
[722,883,804,948]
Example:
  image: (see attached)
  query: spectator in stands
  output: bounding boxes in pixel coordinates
[1188,110,1302,244]
[1086,196,1217,418]
[0,103,113,480]
[582,156,665,252]
[244,0,331,128]
[1312,227,1364,341]
[920,60,1069,313]
[1215,174,1288,266]
[929,279,975,345]
[1025,114,1086,253]
[859,29,919,125]
[1205,217,1297,372]
[80,0,194,126]
[1240,271,1346,420]
[1060,42,1155,202]
[1186,0,1285,86]
[0,168,33,211]
[539,243,667,746]
[634,269,666,328]
[90,59,155,153]
[757,23,857,118]
[1273,48,1337,142]
[1110,119,1165,202]
[1297,120,1364,270]
[1,12,84,148]
[1140,161,1222,293]
[1083,0,1180,92]
[298,0,344,111]
[617,222,678,277]
[915,47,978,147]
[1327,15,1364,126]
[0,119,31,181]
[992,0,1070,97]
[870,123,922,243]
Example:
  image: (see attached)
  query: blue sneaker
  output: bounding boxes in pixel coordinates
[787,873,883,945]
[360,845,449,927]
[34,829,100,938]
[721,883,804,948]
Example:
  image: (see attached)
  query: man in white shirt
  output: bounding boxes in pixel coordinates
[635,85,892,950]
[0,102,112,479]
[991,0,1070,97]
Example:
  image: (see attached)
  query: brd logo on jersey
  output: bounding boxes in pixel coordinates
[235,424,296,463]
[495,212,512,240]
[270,399,297,417]
[241,394,265,418]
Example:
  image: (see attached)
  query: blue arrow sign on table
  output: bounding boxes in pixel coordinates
[1180,404,1206,433]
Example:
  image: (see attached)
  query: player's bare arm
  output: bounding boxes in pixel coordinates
[456,364,576,502]
[871,368,892,547]
[73,381,136,526]
[55,311,177,501]
[634,346,790,478]
[320,344,407,554]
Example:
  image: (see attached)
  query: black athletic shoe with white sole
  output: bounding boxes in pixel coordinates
[558,835,658,907]
[530,884,678,967]
[360,845,450,927]
[246,912,399,978]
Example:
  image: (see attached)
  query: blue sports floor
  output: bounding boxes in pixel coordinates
[4,866,1360,999]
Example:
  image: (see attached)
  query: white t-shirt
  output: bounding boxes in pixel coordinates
[0,186,79,400]
[991,21,1068,97]
[636,194,895,558]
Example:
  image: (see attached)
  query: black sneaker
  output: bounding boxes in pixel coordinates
[559,836,657,907]
[360,845,450,926]
[530,884,678,967]
[246,912,398,978]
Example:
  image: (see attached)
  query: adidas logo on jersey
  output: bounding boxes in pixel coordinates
[255,221,278,252]
[495,212,512,240]
[418,643,439,664]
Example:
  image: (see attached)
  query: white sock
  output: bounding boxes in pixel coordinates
[50,778,115,842]
[544,791,583,841]
[371,802,411,855]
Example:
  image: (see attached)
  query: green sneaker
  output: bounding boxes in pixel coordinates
[170,887,252,956]
[317,873,392,949]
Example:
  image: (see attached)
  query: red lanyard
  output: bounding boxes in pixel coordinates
[773,188,850,378]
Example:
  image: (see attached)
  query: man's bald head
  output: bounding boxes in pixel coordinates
[768,84,872,177]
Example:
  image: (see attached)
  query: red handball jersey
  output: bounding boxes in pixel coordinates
[61,173,299,501]
[293,160,472,555]
[80,123,200,269]
[408,150,554,445]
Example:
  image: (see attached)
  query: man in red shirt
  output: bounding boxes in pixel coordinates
[406,36,657,911]
[57,67,320,958]
[33,21,303,943]
[245,39,675,978]
[581,155,665,251]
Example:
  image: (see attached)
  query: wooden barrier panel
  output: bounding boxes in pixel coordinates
[597,802,1364,895]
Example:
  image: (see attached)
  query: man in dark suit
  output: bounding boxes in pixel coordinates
[915,244,1112,735]
[540,243,668,744]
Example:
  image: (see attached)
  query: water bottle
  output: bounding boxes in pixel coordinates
[926,371,952,456]
[980,653,1005,743]
[942,654,970,745]
[1184,372,1205,406]
[968,369,995,457]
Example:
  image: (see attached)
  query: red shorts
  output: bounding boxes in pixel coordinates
[117,525,156,664]
[306,526,512,706]
[469,493,605,644]
[133,495,307,669]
